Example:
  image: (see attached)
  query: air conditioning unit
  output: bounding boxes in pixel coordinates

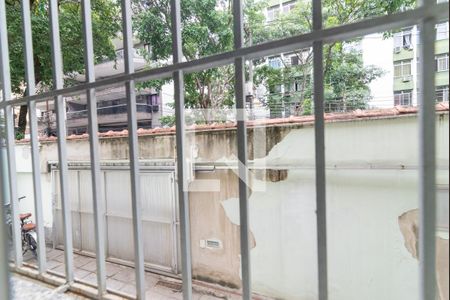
[394,47,401,53]
[402,75,412,82]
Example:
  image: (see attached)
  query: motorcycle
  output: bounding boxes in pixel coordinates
[4,196,38,257]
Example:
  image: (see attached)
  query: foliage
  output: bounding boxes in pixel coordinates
[302,98,312,116]
[251,0,414,115]
[324,49,384,111]
[159,115,176,127]
[134,0,246,122]
[135,0,414,118]
[15,131,25,141]
[6,0,121,134]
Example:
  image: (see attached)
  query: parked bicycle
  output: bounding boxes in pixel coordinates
[4,196,38,257]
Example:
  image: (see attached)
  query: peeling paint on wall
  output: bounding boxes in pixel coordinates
[399,209,449,300]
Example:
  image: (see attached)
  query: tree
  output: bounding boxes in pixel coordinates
[6,0,121,137]
[134,0,236,122]
[135,0,414,120]
[251,0,414,116]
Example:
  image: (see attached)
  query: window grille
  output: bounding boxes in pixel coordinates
[436,85,449,101]
[0,0,448,299]
[394,90,413,106]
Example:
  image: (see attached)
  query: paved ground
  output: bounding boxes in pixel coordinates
[21,247,242,300]
[11,273,87,299]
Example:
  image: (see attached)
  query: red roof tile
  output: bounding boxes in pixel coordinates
[15,103,449,144]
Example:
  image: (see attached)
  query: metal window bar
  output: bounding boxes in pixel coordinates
[20,0,47,275]
[312,0,328,299]
[120,0,146,298]
[0,0,22,269]
[0,0,447,299]
[49,0,75,283]
[0,1,11,297]
[418,0,437,299]
[232,0,252,298]
[0,149,10,300]
[81,0,107,296]
[170,0,194,298]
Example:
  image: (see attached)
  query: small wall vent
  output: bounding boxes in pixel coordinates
[200,239,222,249]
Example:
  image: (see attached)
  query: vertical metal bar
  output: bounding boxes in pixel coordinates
[21,0,47,275]
[0,0,22,268]
[0,122,10,299]
[233,0,252,298]
[417,0,437,297]
[312,0,328,299]
[169,0,193,298]
[0,147,10,300]
[120,0,146,298]
[81,0,107,296]
[0,0,11,290]
[0,28,10,292]
[48,0,74,283]
[4,107,21,266]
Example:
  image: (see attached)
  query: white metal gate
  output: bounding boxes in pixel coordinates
[54,168,178,273]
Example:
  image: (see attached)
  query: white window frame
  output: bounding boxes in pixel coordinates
[436,85,449,102]
[436,53,449,72]
[282,0,297,13]
[267,4,280,22]
[268,55,282,69]
[394,59,413,77]
[394,90,413,106]
[436,22,449,40]
[394,27,413,50]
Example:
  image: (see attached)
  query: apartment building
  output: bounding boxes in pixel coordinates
[393,22,449,106]
[258,0,313,118]
[364,20,449,108]
[37,40,171,136]
[266,0,449,110]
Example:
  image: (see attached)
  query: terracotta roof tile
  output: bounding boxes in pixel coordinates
[15,103,449,144]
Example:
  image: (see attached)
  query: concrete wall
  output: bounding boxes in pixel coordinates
[14,113,449,299]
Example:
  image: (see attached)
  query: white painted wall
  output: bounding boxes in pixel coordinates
[14,114,449,299]
[161,80,175,117]
[223,115,449,299]
[14,144,53,231]
[362,33,394,108]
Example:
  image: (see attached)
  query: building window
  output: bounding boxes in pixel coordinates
[394,60,412,77]
[268,56,282,69]
[394,90,412,106]
[436,53,449,72]
[436,86,449,102]
[290,55,299,66]
[267,5,280,22]
[436,22,449,40]
[282,0,297,13]
[394,28,413,51]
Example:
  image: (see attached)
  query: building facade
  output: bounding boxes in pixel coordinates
[364,20,449,108]
[37,41,171,136]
